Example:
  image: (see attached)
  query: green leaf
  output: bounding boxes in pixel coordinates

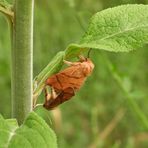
[5,119,18,132]
[0,115,17,147]
[66,4,148,55]
[0,112,57,148]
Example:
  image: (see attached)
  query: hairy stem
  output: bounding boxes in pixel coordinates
[11,0,34,124]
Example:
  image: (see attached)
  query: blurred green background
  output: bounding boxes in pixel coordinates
[0,0,148,147]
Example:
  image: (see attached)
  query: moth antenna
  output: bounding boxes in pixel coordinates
[87,48,92,58]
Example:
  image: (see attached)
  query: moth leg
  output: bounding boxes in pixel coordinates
[43,87,61,110]
[44,86,51,101]
[78,55,86,62]
[33,86,50,109]
[50,87,59,99]
[63,60,79,66]
[44,86,58,100]
[71,87,76,95]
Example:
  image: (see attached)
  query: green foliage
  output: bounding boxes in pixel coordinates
[0,0,148,148]
[66,4,148,56]
[81,4,148,51]
[0,112,57,148]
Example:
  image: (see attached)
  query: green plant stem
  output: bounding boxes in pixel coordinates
[102,53,148,130]
[11,0,34,124]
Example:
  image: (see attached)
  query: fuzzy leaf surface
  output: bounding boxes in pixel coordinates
[0,112,57,148]
[65,4,148,56]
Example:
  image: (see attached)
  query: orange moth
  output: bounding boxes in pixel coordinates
[43,56,94,110]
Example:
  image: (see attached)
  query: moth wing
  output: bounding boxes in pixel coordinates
[44,87,75,110]
[46,64,86,90]
[46,75,62,90]
[60,64,85,78]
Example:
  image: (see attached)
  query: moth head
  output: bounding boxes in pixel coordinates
[79,55,87,62]
[82,58,94,76]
